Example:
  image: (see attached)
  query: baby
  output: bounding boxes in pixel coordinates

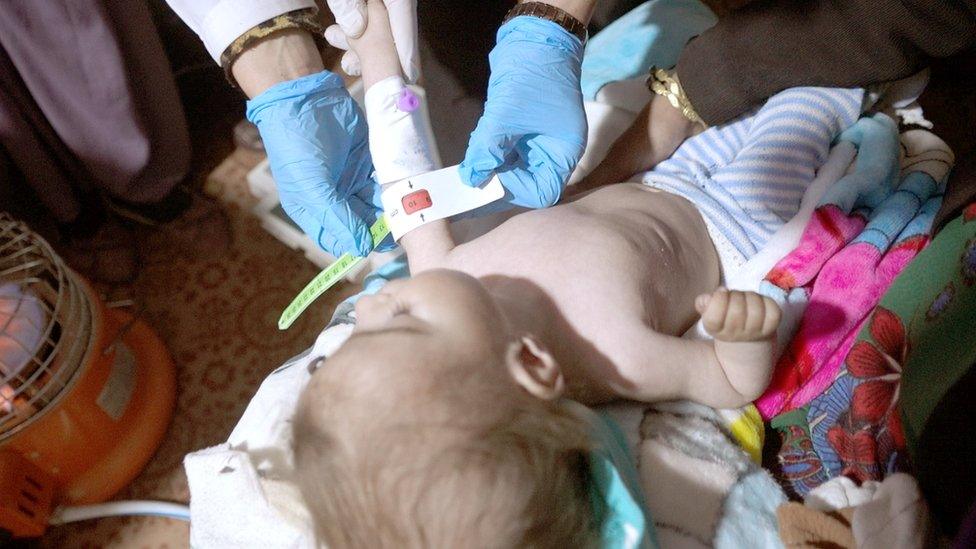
[294,2,863,547]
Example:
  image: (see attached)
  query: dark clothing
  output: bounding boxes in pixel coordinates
[0,0,190,224]
[676,0,976,126]
[675,0,976,233]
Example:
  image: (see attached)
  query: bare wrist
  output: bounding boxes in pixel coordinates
[232,30,325,98]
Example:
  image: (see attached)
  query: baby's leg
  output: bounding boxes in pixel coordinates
[704,87,864,250]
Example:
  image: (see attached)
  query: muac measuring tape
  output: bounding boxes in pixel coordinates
[278,166,504,330]
[278,216,390,330]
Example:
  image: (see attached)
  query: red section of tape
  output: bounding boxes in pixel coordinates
[402,189,433,214]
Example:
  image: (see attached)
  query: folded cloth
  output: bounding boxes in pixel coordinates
[851,473,930,549]
[757,125,954,419]
[805,475,882,512]
[771,198,969,502]
[640,401,786,548]
[580,0,716,101]
[778,474,929,549]
[184,325,353,548]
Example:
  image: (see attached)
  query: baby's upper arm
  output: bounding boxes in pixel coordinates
[610,327,713,402]
[611,327,760,409]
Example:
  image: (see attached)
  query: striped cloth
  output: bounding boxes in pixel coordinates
[643,87,864,273]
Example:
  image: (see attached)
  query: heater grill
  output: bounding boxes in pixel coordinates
[0,213,93,441]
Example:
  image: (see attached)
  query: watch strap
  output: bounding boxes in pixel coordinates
[502,2,588,44]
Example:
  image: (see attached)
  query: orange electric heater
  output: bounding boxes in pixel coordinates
[0,213,176,539]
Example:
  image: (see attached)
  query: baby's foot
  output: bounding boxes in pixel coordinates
[695,288,781,342]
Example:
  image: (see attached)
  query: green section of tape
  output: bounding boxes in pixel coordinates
[278,216,390,330]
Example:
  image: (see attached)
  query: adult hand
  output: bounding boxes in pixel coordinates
[246,70,389,257]
[459,16,587,209]
[324,0,420,83]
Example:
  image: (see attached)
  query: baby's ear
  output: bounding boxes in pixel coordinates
[505,335,565,400]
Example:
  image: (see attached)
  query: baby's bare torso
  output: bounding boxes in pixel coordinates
[441,184,720,401]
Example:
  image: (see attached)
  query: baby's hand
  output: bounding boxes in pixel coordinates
[695,288,781,342]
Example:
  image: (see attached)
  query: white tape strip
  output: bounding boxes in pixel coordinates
[364,76,439,184]
[381,165,505,241]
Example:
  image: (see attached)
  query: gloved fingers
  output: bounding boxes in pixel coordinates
[497,163,564,209]
[346,193,396,252]
[459,127,519,187]
[354,174,385,212]
[491,135,577,209]
[319,199,374,257]
[324,24,351,50]
[384,0,421,83]
[325,0,367,39]
[324,24,363,76]
[340,50,363,78]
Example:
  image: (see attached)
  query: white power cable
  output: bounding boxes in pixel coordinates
[49,500,190,525]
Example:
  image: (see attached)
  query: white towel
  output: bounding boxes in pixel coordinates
[183,325,353,548]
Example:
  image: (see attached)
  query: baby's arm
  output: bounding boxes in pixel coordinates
[566,93,702,198]
[346,1,401,89]
[348,1,456,272]
[694,288,780,405]
[617,288,779,408]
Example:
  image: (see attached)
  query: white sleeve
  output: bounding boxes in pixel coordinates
[165,0,316,62]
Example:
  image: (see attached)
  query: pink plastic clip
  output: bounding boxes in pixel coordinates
[396,88,420,112]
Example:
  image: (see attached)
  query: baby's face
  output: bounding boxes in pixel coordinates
[308,270,513,414]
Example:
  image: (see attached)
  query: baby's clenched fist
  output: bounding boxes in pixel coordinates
[695,288,781,342]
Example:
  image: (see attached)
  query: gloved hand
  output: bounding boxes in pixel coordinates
[246,70,389,257]
[459,16,587,210]
[324,0,420,82]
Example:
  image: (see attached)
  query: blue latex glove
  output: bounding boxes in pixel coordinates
[459,16,587,210]
[246,70,389,257]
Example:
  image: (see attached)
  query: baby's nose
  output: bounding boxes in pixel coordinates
[353,293,395,329]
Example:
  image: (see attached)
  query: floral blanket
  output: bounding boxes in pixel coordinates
[771,201,976,498]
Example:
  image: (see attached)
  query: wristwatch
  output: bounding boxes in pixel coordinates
[502,2,588,44]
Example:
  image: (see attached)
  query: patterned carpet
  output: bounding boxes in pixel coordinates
[38,149,357,548]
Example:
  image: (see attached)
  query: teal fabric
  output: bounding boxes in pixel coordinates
[580,0,717,100]
[568,401,658,548]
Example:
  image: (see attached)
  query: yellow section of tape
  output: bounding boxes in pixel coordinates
[278,216,390,330]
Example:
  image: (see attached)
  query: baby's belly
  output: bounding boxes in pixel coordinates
[445,184,720,386]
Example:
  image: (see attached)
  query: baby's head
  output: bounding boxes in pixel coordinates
[293,270,598,548]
